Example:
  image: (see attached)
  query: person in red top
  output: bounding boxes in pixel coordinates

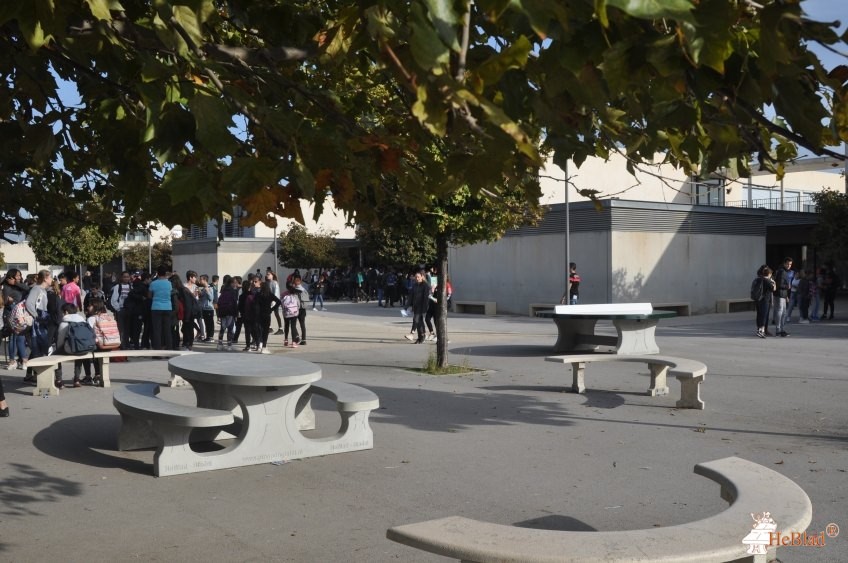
[61,270,83,309]
[561,262,581,305]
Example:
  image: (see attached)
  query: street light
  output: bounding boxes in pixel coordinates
[170,225,183,274]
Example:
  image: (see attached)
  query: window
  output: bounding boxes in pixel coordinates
[3,262,28,271]
[693,179,725,206]
[125,231,150,242]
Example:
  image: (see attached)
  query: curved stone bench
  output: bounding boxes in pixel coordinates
[295,380,380,453]
[113,383,235,477]
[387,456,812,562]
[545,354,706,409]
[28,349,200,396]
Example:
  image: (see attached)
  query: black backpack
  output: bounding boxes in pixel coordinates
[750,277,765,302]
[66,321,96,354]
[217,288,238,317]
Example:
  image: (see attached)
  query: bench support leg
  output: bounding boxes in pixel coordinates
[32,366,60,397]
[570,362,586,393]
[676,374,705,409]
[613,318,660,355]
[647,364,670,396]
[100,358,111,388]
[117,413,160,451]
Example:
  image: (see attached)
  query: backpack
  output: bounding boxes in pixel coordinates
[750,277,765,302]
[66,321,96,354]
[9,301,34,334]
[282,293,299,318]
[216,288,237,317]
[93,313,121,350]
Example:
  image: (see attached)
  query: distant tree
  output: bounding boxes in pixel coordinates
[28,225,121,268]
[356,223,436,267]
[277,225,341,269]
[813,190,848,262]
[122,238,174,272]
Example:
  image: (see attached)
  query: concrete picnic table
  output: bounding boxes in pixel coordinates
[536,303,676,355]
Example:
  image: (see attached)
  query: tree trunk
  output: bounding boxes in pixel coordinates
[435,233,449,368]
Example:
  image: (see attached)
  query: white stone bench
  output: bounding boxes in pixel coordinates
[545,354,706,409]
[653,301,691,316]
[113,383,235,477]
[387,456,812,562]
[453,300,497,315]
[716,298,756,314]
[27,350,200,397]
[296,380,380,448]
[528,303,560,317]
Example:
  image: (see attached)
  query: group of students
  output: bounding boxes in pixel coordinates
[400,268,452,344]
[751,257,840,338]
[0,268,124,403]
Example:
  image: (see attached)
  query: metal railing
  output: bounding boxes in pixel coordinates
[722,194,817,213]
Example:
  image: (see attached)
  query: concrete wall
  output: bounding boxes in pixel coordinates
[448,228,763,316]
[609,231,763,313]
[172,239,275,280]
[448,231,611,315]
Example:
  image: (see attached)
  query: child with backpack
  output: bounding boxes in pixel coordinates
[281,283,301,348]
[56,303,97,388]
[256,280,281,353]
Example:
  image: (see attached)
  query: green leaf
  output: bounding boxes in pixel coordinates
[424,0,460,51]
[188,93,238,157]
[294,148,315,199]
[412,84,448,136]
[475,36,532,85]
[161,166,210,205]
[410,3,450,72]
[84,0,113,20]
[606,0,694,23]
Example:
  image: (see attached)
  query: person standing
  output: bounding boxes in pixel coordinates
[291,274,308,345]
[2,269,28,371]
[215,275,239,351]
[753,266,776,338]
[256,280,281,353]
[148,266,173,350]
[772,257,793,337]
[409,270,430,344]
[266,271,284,335]
[61,270,84,310]
[198,275,215,342]
[25,270,53,385]
[561,262,581,305]
[822,269,839,320]
[110,270,132,349]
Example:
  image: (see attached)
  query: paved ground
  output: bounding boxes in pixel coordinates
[1,300,846,562]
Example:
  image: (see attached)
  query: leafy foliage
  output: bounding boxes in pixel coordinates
[812,190,848,262]
[277,224,341,269]
[28,225,121,267]
[1,0,846,242]
[122,238,174,272]
[357,223,436,267]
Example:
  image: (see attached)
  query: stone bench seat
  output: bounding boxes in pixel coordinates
[716,298,756,314]
[545,354,706,409]
[27,349,199,396]
[295,380,380,446]
[387,456,812,562]
[113,383,235,476]
[453,300,496,315]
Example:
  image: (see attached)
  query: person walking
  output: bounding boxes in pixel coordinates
[561,262,581,305]
[256,280,281,353]
[215,275,239,351]
[752,266,776,338]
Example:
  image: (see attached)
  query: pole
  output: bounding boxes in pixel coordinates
[148,231,153,273]
[564,161,570,305]
[273,223,279,282]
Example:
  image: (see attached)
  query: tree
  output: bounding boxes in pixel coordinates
[2,0,846,245]
[812,190,848,262]
[356,223,436,267]
[278,225,341,269]
[28,225,121,268]
[122,238,174,272]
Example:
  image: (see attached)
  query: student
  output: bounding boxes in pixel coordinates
[256,280,281,353]
[215,275,239,351]
[266,270,284,335]
[55,303,91,388]
[409,270,430,344]
[754,266,776,338]
[561,262,581,305]
[281,282,301,348]
[148,266,173,350]
[290,274,309,345]
[198,274,215,342]
[772,257,793,337]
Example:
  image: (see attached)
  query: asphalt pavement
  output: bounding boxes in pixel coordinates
[1,299,846,562]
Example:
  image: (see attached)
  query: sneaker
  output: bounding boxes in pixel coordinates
[320,307,327,311]
[798,319,810,324]
[19,361,26,371]
[7,361,18,370]
[291,342,299,348]
[756,330,765,339]
[765,330,774,337]
[47,345,55,356]
[299,340,306,346]
[779,331,789,337]
[226,344,234,352]
[400,309,409,318]
[274,329,284,335]
[283,340,289,347]
[73,379,82,388]
[216,343,224,351]
[261,348,271,354]
[312,307,317,311]
[404,334,415,342]
[80,376,95,386]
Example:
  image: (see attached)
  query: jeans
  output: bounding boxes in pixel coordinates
[8,332,27,362]
[756,298,770,329]
[217,316,235,344]
[313,294,324,309]
[773,295,788,333]
[412,312,426,342]
[784,292,798,322]
[150,310,172,350]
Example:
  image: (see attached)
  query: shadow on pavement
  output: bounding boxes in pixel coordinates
[451,345,555,357]
[514,514,598,532]
[33,414,151,475]
[0,462,84,517]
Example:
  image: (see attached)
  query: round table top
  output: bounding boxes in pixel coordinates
[168,354,322,386]
[536,310,677,320]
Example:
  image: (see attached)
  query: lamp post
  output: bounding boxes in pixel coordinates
[564,161,570,305]
[170,225,183,274]
[147,227,153,274]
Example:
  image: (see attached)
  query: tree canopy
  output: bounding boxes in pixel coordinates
[2,0,846,242]
[812,189,848,262]
[28,224,121,267]
[277,224,341,269]
[122,237,173,271]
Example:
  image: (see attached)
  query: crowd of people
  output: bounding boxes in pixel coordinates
[0,263,456,417]
[751,258,841,338]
